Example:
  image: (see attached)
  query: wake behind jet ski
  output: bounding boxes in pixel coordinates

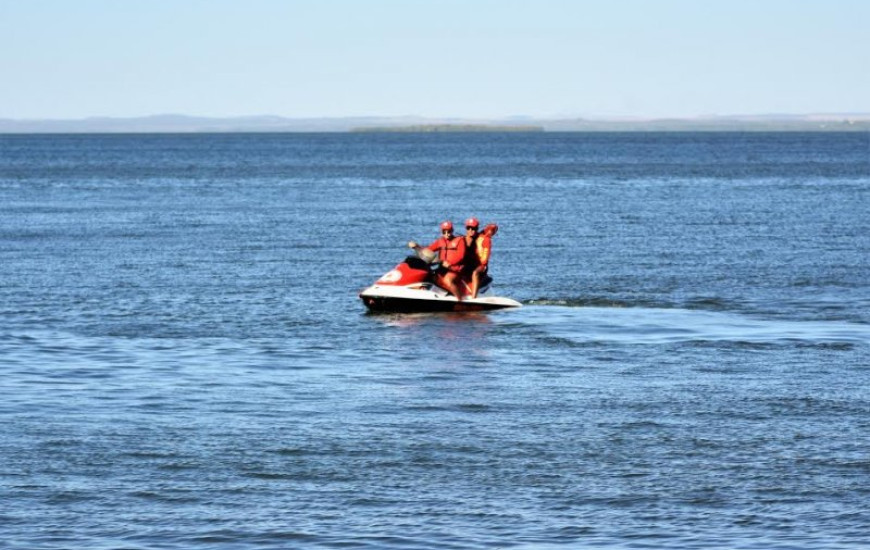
[359,219,521,313]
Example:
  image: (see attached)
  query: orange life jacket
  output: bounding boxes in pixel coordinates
[426,236,466,272]
[475,235,492,267]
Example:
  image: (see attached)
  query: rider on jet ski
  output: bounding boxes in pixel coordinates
[407,220,466,301]
[462,218,498,299]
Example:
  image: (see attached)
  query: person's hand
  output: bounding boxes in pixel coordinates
[408,241,418,249]
[442,261,449,268]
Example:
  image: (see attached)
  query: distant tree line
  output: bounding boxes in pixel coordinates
[351,124,546,133]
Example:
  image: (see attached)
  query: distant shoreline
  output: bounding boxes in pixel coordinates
[1,114,869,133]
[351,124,545,133]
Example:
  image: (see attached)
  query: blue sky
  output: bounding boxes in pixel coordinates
[2,0,868,119]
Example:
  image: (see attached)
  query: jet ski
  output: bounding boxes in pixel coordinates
[359,249,522,313]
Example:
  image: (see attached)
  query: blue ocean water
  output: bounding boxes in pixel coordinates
[1,132,870,549]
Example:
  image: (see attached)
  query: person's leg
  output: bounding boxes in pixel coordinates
[471,266,488,299]
[438,272,463,300]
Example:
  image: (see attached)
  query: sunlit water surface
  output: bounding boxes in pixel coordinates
[2,132,869,549]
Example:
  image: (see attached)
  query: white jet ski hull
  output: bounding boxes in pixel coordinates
[360,283,522,313]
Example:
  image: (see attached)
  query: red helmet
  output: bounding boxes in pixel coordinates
[440,220,453,231]
[464,217,480,229]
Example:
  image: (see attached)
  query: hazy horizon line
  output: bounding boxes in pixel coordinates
[3,112,869,134]
[4,112,870,122]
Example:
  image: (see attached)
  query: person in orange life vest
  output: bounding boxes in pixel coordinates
[408,220,466,300]
[470,222,498,298]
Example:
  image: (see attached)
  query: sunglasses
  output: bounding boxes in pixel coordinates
[466,226,477,231]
